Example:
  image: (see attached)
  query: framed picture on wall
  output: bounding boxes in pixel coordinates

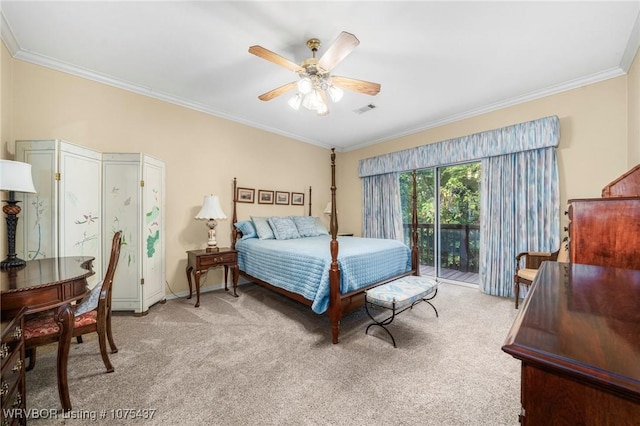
[275,191,290,205]
[291,192,305,206]
[237,187,255,203]
[258,190,274,204]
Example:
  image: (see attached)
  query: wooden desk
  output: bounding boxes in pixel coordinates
[186,248,238,307]
[502,261,640,425]
[1,257,94,412]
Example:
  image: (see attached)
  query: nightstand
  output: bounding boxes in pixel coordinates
[186,248,239,307]
[338,233,354,236]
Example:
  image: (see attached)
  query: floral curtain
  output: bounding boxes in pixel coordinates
[362,172,403,240]
[480,148,560,297]
[359,115,560,297]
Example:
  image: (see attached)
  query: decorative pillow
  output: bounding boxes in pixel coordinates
[251,216,275,240]
[234,220,257,240]
[291,216,319,237]
[74,281,103,317]
[314,216,330,235]
[268,216,301,240]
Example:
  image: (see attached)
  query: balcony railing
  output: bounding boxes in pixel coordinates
[403,223,480,273]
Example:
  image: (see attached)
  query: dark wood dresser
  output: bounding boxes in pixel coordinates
[1,308,26,425]
[568,164,640,270]
[503,261,640,425]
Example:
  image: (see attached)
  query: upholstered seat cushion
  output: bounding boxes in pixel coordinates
[516,268,538,282]
[366,276,437,310]
[23,310,98,340]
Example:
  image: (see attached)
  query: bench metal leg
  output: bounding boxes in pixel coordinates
[410,288,439,317]
[365,300,399,348]
[365,288,439,348]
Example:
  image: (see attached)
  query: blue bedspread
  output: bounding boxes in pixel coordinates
[236,235,412,314]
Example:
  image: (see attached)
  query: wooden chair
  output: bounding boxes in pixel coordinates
[24,230,123,373]
[514,238,569,309]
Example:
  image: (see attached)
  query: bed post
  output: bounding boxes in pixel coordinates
[308,186,312,216]
[411,170,420,276]
[231,177,238,250]
[329,148,341,344]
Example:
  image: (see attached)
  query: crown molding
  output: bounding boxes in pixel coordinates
[0,10,19,55]
[620,10,640,72]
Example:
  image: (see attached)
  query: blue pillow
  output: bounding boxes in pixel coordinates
[291,216,319,237]
[314,217,330,235]
[234,220,257,240]
[268,216,301,240]
[251,216,275,240]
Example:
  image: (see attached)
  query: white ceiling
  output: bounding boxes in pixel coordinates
[2,1,639,152]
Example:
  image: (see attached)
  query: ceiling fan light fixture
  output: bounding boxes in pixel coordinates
[302,89,323,111]
[316,102,328,116]
[250,31,380,116]
[298,77,313,94]
[288,93,303,110]
[327,84,344,103]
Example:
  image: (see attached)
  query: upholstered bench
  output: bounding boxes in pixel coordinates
[364,275,438,347]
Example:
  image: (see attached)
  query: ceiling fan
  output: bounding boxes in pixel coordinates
[248,31,381,115]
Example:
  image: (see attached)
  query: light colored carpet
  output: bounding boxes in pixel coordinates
[25,282,521,425]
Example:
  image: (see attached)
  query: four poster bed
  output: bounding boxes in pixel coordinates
[231,148,420,343]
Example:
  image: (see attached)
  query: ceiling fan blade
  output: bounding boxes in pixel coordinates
[331,76,381,96]
[249,46,303,73]
[258,82,297,101]
[318,31,360,71]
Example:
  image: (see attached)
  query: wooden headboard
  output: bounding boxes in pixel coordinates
[601,164,640,197]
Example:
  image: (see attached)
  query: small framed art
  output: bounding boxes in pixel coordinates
[237,187,255,203]
[258,190,274,204]
[291,192,305,206]
[275,191,290,205]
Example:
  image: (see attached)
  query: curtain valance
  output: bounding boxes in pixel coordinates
[358,115,560,177]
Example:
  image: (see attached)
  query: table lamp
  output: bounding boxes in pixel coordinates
[324,201,338,217]
[195,195,227,251]
[0,159,37,269]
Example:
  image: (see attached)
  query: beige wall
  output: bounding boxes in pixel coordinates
[4,48,332,294]
[338,50,640,238]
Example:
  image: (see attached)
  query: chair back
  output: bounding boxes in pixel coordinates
[100,231,123,313]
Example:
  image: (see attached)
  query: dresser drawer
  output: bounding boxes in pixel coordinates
[198,252,236,268]
[1,309,26,426]
[0,325,22,369]
[1,383,25,424]
[1,347,24,405]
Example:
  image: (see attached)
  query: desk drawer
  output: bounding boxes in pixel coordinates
[199,252,236,267]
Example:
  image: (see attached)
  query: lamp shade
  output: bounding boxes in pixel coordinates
[324,201,331,214]
[195,195,227,220]
[0,160,37,193]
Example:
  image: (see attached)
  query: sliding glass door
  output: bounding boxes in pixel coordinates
[400,162,481,285]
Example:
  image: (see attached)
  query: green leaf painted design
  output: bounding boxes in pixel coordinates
[146,230,160,258]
